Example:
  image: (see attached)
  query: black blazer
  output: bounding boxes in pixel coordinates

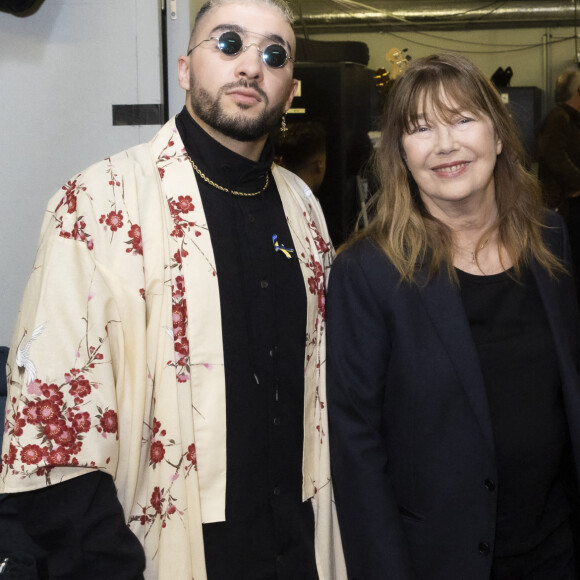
[327,213,580,580]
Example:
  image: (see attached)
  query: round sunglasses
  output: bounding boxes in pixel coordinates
[188,30,294,69]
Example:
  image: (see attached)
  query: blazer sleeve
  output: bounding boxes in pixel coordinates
[326,245,416,580]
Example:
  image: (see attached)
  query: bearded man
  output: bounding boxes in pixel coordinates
[0,1,345,578]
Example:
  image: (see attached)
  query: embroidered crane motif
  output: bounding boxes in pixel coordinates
[15,322,47,385]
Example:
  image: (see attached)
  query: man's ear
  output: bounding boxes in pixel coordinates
[177,55,191,91]
[283,78,299,112]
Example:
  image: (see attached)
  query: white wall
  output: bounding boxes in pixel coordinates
[0,0,164,346]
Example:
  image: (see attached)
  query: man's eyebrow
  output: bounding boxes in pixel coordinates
[208,24,290,51]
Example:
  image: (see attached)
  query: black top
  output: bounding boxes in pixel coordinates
[176,109,317,580]
[457,266,572,557]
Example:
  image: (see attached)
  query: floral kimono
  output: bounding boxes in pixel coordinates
[1,118,346,579]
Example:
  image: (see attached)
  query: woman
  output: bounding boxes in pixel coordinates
[327,53,580,580]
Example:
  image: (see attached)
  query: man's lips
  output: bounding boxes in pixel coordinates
[226,88,262,104]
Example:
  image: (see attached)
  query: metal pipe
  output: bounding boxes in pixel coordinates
[290,1,579,32]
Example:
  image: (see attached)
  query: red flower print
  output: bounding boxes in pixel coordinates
[68,376,92,400]
[4,443,17,465]
[158,167,165,180]
[40,383,63,402]
[12,413,26,437]
[21,444,46,465]
[58,179,85,214]
[170,226,184,238]
[186,443,197,465]
[48,447,71,465]
[308,276,318,295]
[53,424,76,447]
[150,441,165,463]
[36,400,61,424]
[44,419,65,440]
[172,303,187,337]
[23,402,40,425]
[151,486,163,513]
[71,412,91,433]
[100,410,118,434]
[318,291,326,318]
[176,195,194,214]
[152,418,161,435]
[127,224,143,255]
[166,503,176,515]
[175,337,189,359]
[105,210,124,232]
[173,276,185,297]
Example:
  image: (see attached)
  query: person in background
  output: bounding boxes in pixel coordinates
[538,68,580,216]
[272,120,327,194]
[327,53,580,580]
[537,68,580,301]
[0,0,345,578]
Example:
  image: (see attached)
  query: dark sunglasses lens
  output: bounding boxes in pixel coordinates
[218,31,243,55]
[263,44,288,68]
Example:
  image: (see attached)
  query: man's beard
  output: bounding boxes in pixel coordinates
[189,76,287,142]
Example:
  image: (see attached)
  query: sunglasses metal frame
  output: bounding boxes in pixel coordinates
[187,30,294,69]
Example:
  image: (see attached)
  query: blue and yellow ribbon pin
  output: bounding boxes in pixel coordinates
[272,234,294,259]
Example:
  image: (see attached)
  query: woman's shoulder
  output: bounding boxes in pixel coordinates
[539,209,569,261]
[541,209,567,240]
[333,237,400,281]
[542,209,565,228]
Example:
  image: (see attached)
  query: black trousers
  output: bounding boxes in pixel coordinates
[0,471,145,579]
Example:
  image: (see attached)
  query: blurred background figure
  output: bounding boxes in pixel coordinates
[537,68,580,217]
[537,68,580,300]
[273,121,327,194]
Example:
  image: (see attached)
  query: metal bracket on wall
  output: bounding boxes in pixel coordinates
[112,104,163,126]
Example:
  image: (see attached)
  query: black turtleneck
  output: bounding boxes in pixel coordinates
[175,108,317,580]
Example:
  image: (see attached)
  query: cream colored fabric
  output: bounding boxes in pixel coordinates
[1,118,346,579]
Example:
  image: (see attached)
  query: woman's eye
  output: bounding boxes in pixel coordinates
[410,125,429,134]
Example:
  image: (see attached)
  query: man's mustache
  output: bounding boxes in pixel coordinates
[220,79,268,103]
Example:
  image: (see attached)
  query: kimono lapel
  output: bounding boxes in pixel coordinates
[419,269,495,455]
[272,166,346,580]
[149,119,227,525]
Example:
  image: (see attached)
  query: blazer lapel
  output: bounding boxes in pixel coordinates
[419,269,496,455]
[531,259,579,382]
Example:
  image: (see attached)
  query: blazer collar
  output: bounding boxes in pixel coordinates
[418,268,496,455]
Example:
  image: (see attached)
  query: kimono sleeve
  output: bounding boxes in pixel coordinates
[1,173,130,492]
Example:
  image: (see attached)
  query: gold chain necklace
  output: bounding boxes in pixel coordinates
[472,238,490,263]
[190,159,268,197]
